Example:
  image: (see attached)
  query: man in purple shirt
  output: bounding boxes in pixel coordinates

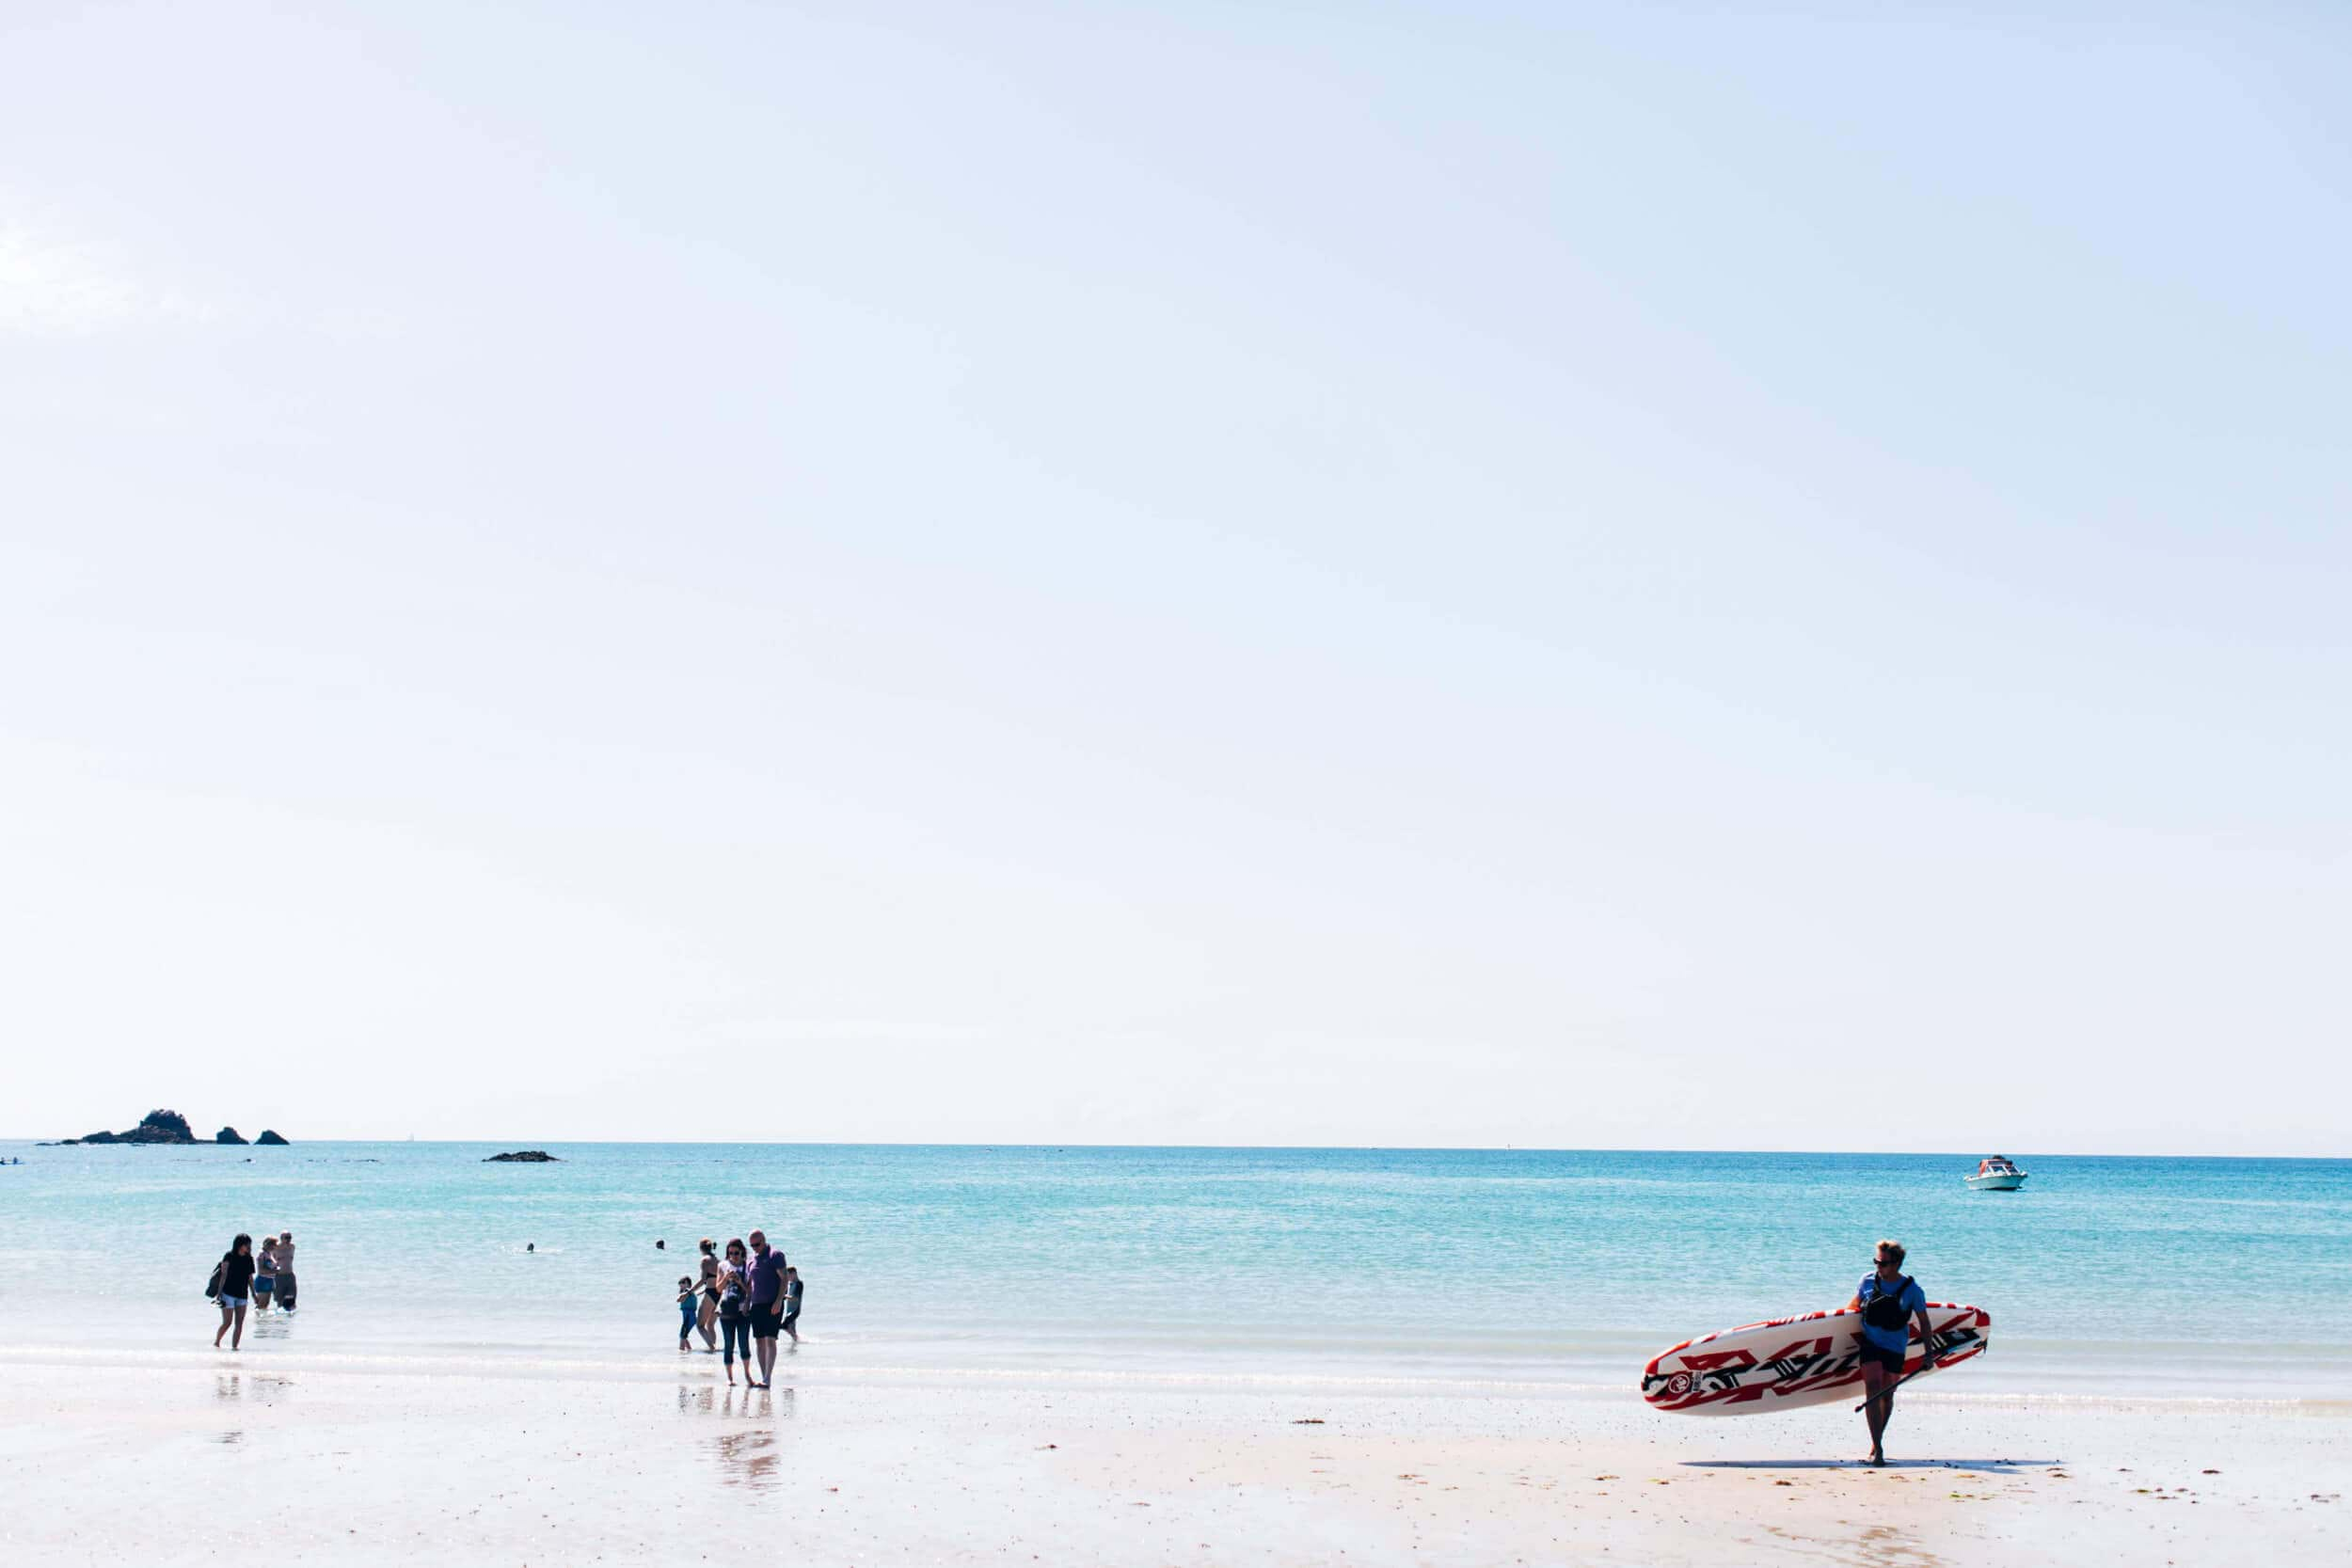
[744,1229,789,1389]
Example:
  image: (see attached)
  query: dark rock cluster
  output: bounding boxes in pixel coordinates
[66,1109,196,1145]
[58,1110,290,1146]
[485,1149,560,1163]
[256,1130,289,1146]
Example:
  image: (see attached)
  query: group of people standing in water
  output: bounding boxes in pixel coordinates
[207,1231,297,1349]
[674,1228,803,1388]
[200,1223,808,1389]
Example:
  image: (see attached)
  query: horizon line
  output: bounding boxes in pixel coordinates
[7,1134,2347,1162]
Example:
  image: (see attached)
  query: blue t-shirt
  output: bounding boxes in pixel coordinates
[1856,1274,1926,1352]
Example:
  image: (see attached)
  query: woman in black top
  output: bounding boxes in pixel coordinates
[695,1239,722,1353]
[212,1233,257,1350]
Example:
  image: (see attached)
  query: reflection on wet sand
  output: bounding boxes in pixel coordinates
[716,1428,778,1489]
[679,1384,795,1420]
[1766,1521,1945,1568]
[215,1374,245,1446]
[242,1312,294,1346]
[214,1369,297,1448]
[215,1372,292,1403]
[677,1382,794,1491]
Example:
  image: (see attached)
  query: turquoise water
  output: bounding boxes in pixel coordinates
[2,1142,2344,1399]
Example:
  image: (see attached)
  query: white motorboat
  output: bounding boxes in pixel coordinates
[1964,1155,2028,1191]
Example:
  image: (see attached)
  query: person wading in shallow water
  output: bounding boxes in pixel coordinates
[744,1229,787,1389]
[252,1236,278,1312]
[212,1234,257,1349]
[694,1239,721,1352]
[716,1239,752,1386]
[1846,1239,1936,1466]
[273,1231,297,1311]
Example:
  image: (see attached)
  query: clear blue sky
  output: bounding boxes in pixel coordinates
[3,2,2345,1151]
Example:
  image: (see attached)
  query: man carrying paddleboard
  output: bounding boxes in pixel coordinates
[1846,1239,1934,1466]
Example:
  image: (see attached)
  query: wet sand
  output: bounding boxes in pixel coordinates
[0,1350,2343,1563]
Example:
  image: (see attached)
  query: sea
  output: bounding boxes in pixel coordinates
[2,1142,2345,1402]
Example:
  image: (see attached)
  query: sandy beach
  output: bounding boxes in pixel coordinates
[3,1347,2343,1565]
[8,3,2345,1563]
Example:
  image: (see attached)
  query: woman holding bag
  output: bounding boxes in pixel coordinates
[212,1234,257,1350]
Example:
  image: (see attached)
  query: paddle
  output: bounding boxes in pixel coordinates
[1851,1338,1950,1412]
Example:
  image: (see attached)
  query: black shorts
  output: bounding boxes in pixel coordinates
[1856,1338,1906,1375]
[750,1309,783,1338]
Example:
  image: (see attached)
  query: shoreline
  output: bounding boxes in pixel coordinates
[7,1313,2344,1407]
[5,1339,2347,1414]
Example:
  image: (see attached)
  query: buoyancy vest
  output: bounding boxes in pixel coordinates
[1863,1274,1914,1331]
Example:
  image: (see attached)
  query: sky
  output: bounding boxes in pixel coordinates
[2,2,2345,1154]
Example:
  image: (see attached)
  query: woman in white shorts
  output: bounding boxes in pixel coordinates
[212,1234,257,1350]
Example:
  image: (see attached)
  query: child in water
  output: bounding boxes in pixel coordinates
[675,1276,699,1350]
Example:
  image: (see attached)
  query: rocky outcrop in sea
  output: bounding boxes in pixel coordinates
[64,1109,197,1145]
[255,1130,290,1146]
[56,1111,290,1146]
[485,1149,560,1162]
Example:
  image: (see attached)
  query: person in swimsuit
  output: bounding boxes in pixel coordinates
[1845,1238,1935,1466]
[716,1238,752,1385]
[252,1236,278,1312]
[274,1231,297,1311]
[213,1234,257,1349]
[695,1239,722,1352]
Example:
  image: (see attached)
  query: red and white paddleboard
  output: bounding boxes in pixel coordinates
[1640,1302,1992,1416]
